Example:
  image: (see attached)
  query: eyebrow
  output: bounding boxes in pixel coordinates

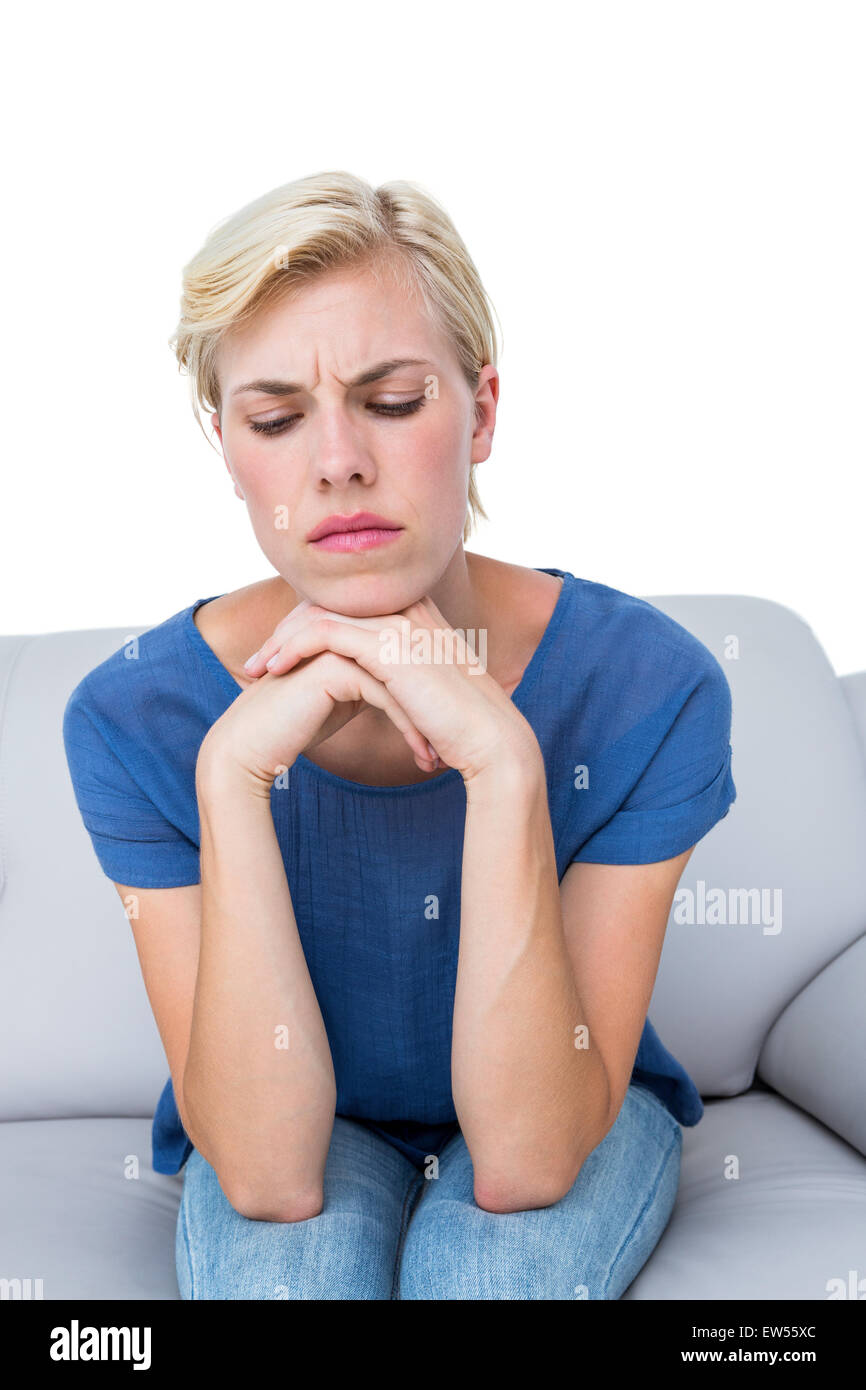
[230,358,432,399]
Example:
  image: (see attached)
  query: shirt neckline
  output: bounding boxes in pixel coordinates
[182,567,573,796]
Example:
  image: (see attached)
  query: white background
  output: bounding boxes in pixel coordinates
[2,0,863,673]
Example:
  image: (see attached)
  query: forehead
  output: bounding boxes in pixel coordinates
[217,263,450,385]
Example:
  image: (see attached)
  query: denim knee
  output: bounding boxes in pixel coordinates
[398,1086,683,1300]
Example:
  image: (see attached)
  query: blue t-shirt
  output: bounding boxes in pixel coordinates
[62,568,736,1176]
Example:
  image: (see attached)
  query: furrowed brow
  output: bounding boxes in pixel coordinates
[230,358,431,399]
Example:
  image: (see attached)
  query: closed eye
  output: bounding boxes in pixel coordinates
[249,396,428,437]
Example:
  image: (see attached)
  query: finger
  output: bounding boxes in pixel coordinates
[263,616,386,681]
[324,657,437,768]
[249,597,442,678]
[245,604,385,676]
[243,600,319,675]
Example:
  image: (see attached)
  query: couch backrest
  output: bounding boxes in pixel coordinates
[1,593,865,1118]
[644,594,866,1097]
[0,627,170,1120]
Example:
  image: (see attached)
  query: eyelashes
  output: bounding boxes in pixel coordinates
[248,396,428,438]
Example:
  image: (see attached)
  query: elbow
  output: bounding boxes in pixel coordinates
[473,1162,582,1215]
[180,1078,329,1223]
[222,1177,325,1224]
[472,1126,610,1214]
[470,1078,614,1215]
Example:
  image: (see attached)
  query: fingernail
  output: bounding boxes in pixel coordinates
[265,653,279,669]
[244,650,260,670]
[425,741,437,761]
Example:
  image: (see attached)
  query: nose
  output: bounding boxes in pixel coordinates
[311,410,377,489]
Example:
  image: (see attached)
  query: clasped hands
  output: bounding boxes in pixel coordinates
[242,594,540,786]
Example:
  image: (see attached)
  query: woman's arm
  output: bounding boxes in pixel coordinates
[452,751,612,1215]
[181,750,337,1222]
[453,750,696,1215]
[176,637,439,1222]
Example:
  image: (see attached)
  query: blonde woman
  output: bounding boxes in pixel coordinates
[63,171,736,1300]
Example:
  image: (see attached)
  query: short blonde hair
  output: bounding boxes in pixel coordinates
[169,171,502,543]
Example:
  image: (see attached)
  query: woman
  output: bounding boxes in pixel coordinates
[63,170,736,1300]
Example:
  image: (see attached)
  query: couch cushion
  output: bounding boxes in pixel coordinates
[5,1095,862,1301]
[0,1116,182,1300]
[623,1090,866,1299]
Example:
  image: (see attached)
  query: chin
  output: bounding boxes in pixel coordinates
[311,572,428,618]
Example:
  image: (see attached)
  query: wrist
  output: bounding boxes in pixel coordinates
[463,742,546,804]
[196,736,287,803]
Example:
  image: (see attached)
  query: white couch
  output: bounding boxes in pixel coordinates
[1,591,865,1299]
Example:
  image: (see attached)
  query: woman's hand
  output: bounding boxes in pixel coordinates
[242,596,541,785]
[199,629,439,791]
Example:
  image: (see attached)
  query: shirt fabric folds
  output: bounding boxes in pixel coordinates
[62,568,737,1175]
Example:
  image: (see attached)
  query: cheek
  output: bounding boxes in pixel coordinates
[230,442,304,513]
[231,439,284,487]
[405,405,471,493]
[226,447,303,557]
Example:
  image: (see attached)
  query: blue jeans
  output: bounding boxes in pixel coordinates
[175,1080,681,1300]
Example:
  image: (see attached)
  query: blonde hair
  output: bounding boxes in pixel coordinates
[169,171,502,543]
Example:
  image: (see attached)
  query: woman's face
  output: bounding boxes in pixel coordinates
[211,260,497,617]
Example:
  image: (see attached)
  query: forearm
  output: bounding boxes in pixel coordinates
[182,749,336,1219]
[453,753,611,1211]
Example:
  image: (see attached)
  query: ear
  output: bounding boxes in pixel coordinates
[471,364,498,465]
[211,411,245,500]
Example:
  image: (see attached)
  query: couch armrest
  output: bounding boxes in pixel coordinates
[757,933,866,1157]
[840,671,866,775]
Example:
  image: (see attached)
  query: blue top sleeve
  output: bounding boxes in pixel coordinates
[571,653,737,865]
[62,681,201,888]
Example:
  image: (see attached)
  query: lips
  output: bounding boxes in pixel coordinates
[306,511,403,542]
